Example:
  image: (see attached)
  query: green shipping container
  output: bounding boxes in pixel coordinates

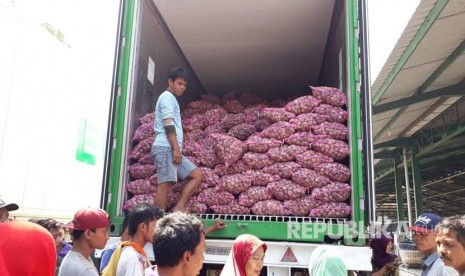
[101,0,374,272]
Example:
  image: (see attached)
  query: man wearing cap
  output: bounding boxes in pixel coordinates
[0,197,19,222]
[436,215,465,276]
[59,207,110,276]
[410,213,453,276]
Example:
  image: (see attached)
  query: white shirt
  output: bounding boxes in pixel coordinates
[58,250,99,276]
[116,246,148,276]
[145,265,159,276]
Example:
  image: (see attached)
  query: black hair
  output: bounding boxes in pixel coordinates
[28,218,40,224]
[72,228,96,240]
[436,215,465,247]
[36,218,62,231]
[168,67,189,82]
[122,214,129,233]
[153,212,205,267]
[72,230,83,240]
[127,203,164,236]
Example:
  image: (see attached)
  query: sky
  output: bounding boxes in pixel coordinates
[367,0,421,84]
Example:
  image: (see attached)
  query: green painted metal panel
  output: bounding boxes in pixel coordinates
[76,118,97,165]
[394,156,405,222]
[373,83,465,115]
[416,126,465,158]
[372,0,449,105]
[411,146,423,217]
[107,0,136,221]
[346,0,365,246]
[204,219,345,243]
[420,145,465,160]
[374,149,400,159]
[374,137,411,149]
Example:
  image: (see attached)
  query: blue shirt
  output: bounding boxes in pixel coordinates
[99,243,117,272]
[153,91,183,148]
[421,252,451,276]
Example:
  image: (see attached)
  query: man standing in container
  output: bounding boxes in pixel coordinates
[152,67,201,212]
[409,213,457,275]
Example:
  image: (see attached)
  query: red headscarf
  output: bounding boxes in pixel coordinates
[0,221,57,276]
[220,234,267,276]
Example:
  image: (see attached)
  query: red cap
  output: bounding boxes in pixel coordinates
[65,207,110,230]
[409,225,433,234]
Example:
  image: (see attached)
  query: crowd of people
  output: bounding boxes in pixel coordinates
[2,194,465,276]
[1,194,465,276]
[1,69,465,275]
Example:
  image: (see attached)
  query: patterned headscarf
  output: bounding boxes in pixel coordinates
[220,234,267,276]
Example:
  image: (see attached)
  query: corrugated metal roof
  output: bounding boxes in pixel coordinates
[372,0,465,144]
[372,0,465,219]
[371,0,437,95]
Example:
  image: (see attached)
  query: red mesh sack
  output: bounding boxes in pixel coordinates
[267,145,307,162]
[266,179,307,201]
[314,163,351,182]
[238,186,273,207]
[310,202,352,218]
[292,168,331,189]
[251,200,290,216]
[311,182,351,202]
[284,96,321,115]
[311,138,350,161]
[260,122,295,140]
[289,113,329,131]
[311,122,348,141]
[310,86,347,107]
[216,173,252,195]
[284,132,327,147]
[262,162,301,179]
[313,104,348,124]
[283,195,323,216]
[295,150,334,170]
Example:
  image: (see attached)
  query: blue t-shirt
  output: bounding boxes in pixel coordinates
[153,91,183,148]
[99,243,117,272]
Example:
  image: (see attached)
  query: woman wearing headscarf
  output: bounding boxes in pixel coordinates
[308,246,348,275]
[220,234,267,276]
[370,235,399,276]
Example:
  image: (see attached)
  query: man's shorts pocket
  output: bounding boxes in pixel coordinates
[152,147,170,176]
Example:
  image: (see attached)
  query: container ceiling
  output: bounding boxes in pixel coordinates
[153,0,335,96]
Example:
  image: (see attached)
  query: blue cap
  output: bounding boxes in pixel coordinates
[409,213,442,233]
